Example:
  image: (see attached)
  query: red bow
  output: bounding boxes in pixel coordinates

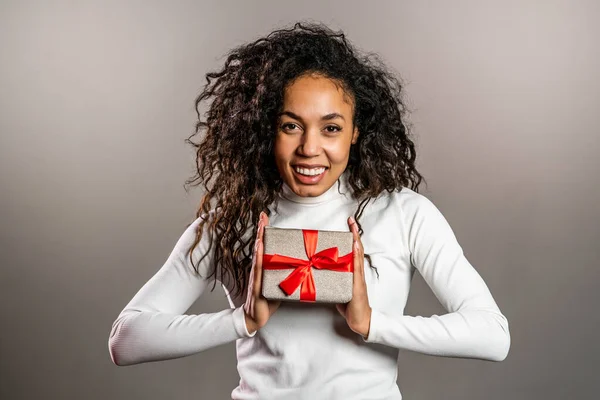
[262,229,354,302]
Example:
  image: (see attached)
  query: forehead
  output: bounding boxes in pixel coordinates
[282,74,354,116]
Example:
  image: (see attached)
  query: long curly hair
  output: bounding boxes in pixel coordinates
[184,22,425,297]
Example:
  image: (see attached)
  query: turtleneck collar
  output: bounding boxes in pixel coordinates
[280,170,352,205]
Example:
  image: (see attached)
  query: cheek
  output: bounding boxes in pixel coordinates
[324,140,352,164]
[273,135,293,165]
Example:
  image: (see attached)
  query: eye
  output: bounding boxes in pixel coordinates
[324,125,342,134]
[281,122,300,132]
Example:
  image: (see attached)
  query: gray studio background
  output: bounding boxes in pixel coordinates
[1,1,598,399]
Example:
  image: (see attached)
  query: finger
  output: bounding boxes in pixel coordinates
[246,259,256,308]
[251,240,265,297]
[350,218,364,251]
[352,242,369,301]
[349,218,360,266]
[348,216,364,260]
[251,212,269,297]
[260,212,269,236]
[252,216,263,262]
[349,218,365,255]
[256,211,270,271]
[348,216,360,241]
[258,212,266,240]
[251,214,264,273]
[353,239,365,279]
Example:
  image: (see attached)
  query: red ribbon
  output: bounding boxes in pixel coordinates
[262,229,354,302]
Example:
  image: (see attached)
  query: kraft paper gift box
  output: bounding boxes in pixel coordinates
[261,226,354,303]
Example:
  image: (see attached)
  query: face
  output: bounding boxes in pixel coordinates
[274,74,359,197]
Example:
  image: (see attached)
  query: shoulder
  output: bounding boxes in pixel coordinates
[384,188,461,250]
[183,208,218,233]
[379,186,441,219]
[180,206,253,249]
[378,187,455,237]
[175,208,222,251]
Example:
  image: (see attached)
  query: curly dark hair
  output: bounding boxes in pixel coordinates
[184,22,425,297]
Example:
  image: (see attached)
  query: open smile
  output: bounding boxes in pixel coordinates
[291,165,329,184]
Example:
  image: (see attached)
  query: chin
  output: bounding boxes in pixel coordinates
[290,176,336,198]
[299,186,327,197]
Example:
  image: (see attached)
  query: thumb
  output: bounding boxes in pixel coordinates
[336,303,347,317]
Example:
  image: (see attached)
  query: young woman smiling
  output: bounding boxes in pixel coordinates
[108,22,510,399]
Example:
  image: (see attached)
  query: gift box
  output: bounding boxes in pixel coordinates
[261,226,354,303]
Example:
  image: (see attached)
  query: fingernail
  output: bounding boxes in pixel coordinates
[349,216,355,224]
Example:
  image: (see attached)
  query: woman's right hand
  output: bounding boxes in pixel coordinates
[244,211,281,334]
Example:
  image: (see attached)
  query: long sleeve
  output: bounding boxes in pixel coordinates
[365,193,511,362]
[107,214,255,366]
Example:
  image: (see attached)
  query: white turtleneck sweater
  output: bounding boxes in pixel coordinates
[108,172,510,399]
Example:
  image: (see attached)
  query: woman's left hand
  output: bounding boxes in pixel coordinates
[336,216,372,339]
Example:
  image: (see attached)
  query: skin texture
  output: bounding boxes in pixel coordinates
[244,74,371,338]
[273,73,359,198]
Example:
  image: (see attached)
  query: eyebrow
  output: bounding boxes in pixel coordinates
[279,111,345,122]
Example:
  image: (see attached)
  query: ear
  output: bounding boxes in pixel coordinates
[351,127,359,145]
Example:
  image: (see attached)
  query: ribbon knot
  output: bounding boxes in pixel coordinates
[262,229,353,302]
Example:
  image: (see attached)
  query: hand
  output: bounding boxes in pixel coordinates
[243,211,281,334]
[336,216,372,339]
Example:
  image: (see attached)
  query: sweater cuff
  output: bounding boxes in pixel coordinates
[363,307,384,343]
[233,306,257,338]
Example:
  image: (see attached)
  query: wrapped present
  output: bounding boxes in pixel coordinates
[261,226,354,303]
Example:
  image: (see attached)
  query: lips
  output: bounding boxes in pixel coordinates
[291,165,328,184]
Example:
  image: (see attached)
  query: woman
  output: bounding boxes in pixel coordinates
[108,22,510,399]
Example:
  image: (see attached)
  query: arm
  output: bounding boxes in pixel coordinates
[107,214,255,366]
[365,193,510,362]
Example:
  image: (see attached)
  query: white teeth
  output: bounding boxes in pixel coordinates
[294,166,326,176]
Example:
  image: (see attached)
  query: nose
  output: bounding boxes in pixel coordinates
[297,129,321,157]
